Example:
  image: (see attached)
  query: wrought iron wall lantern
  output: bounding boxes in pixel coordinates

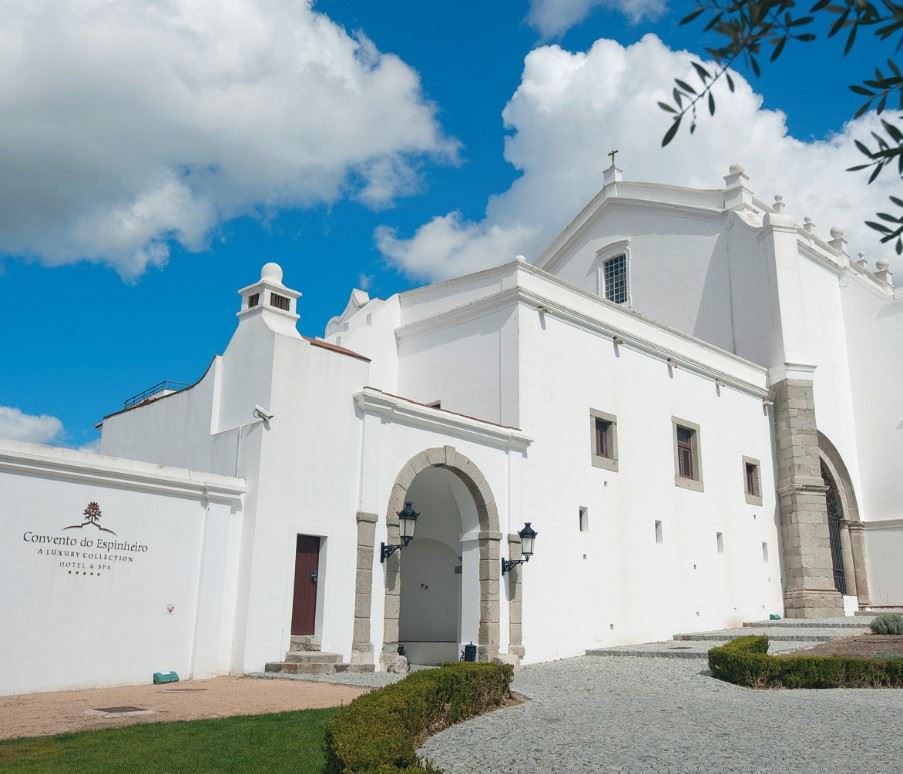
[381,501,419,562]
[501,522,538,575]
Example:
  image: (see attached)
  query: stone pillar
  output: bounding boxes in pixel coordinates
[380,509,407,672]
[506,532,525,661]
[477,531,502,662]
[848,521,872,606]
[351,511,377,666]
[773,379,843,618]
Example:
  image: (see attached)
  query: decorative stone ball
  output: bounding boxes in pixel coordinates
[261,262,284,283]
[830,226,845,240]
[515,254,527,263]
[729,162,746,175]
[876,256,891,271]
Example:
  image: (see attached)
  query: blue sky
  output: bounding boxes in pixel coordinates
[0,0,897,448]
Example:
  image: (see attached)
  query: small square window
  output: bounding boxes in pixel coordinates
[579,506,589,533]
[743,457,763,505]
[247,293,259,308]
[716,532,724,554]
[673,418,703,492]
[603,254,629,304]
[589,410,618,471]
[655,520,663,544]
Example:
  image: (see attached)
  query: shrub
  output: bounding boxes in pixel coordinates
[324,662,513,773]
[708,636,903,689]
[870,613,903,635]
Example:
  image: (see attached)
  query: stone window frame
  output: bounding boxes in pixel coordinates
[672,416,704,492]
[742,455,763,506]
[595,240,632,307]
[589,409,619,472]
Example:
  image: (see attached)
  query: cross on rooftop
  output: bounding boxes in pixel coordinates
[608,149,619,166]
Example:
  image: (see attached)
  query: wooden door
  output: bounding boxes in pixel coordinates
[291,535,321,635]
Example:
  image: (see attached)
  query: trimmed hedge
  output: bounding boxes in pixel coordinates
[324,662,513,773]
[708,635,903,688]
[870,613,903,635]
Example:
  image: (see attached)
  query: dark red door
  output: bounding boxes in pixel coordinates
[291,535,320,635]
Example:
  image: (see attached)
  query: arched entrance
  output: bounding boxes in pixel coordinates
[818,432,870,604]
[382,446,501,668]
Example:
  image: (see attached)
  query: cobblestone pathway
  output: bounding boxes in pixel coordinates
[419,656,903,773]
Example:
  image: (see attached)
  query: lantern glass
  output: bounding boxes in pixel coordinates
[519,522,537,558]
[398,501,419,544]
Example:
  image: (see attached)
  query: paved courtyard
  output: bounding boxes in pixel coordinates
[419,656,903,773]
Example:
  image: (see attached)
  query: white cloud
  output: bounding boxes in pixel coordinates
[0,406,64,444]
[378,34,901,282]
[0,0,455,277]
[528,0,667,37]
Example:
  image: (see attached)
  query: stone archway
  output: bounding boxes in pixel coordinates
[818,432,870,605]
[381,446,501,669]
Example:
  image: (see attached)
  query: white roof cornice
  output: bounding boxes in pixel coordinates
[354,388,532,452]
[0,440,245,504]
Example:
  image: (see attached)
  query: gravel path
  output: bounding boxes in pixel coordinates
[419,656,903,773]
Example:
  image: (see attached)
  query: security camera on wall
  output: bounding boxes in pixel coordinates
[253,405,274,422]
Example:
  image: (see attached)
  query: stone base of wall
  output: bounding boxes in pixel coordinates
[351,644,373,665]
[783,588,844,619]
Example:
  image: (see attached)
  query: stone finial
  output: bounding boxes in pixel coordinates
[514,254,527,263]
[772,194,785,214]
[856,252,869,270]
[723,162,753,211]
[828,226,849,256]
[803,216,815,234]
[875,255,894,286]
[260,262,284,285]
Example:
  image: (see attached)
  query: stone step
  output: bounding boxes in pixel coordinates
[587,639,815,660]
[283,651,343,664]
[263,659,376,675]
[289,635,321,652]
[674,627,866,642]
[744,618,873,629]
[265,661,338,675]
[857,609,903,616]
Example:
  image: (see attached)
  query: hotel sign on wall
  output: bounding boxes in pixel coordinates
[22,501,150,577]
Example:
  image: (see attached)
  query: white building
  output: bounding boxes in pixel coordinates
[3,163,901,694]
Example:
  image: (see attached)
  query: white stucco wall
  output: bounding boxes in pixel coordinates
[515,289,782,663]
[0,441,244,696]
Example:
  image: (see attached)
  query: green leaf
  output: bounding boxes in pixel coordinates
[680,7,706,25]
[692,61,711,82]
[844,24,857,55]
[849,85,874,96]
[854,101,873,119]
[846,163,872,171]
[881,119,902,142]
[750,55,761,77]
[877,212,899,221]
[662,118,682,147]
[866,221,892,233]
[658,101,677,113]
[890,195,903,207]
[726,72,735,92]
[675,78,697,95]
[869,164,883,183]
[708,91,716,116]
[855,139,874,157]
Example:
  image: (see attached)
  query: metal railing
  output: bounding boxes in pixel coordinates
[123,380,190,408]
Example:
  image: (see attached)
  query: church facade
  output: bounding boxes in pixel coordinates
[3,163,901,693]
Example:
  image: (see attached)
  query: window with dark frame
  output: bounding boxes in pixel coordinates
[248,293,260,308]
[745,461,760,498]
[603,254,628,304]
[676,425,695,480]
[594,417,612,459]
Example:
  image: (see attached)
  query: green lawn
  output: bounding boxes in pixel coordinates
[0,707,339,773]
